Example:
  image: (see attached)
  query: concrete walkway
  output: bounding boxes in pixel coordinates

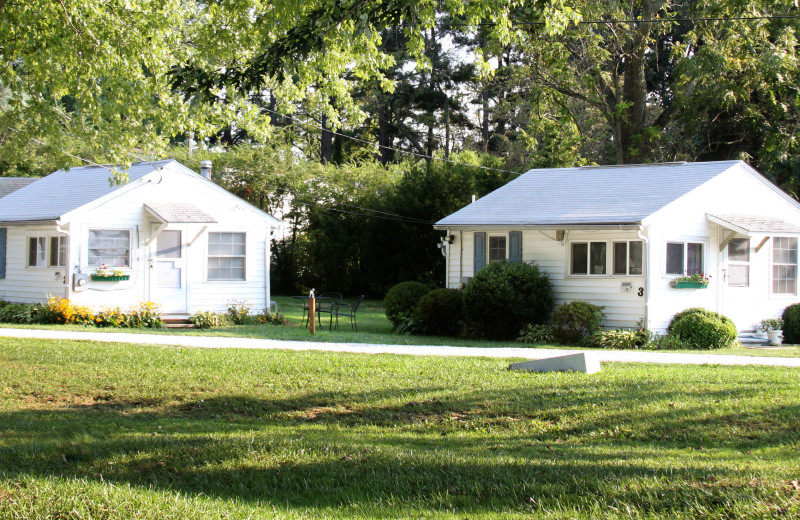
[1,327,799,367]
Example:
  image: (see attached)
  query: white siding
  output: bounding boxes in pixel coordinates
[446,227,647,329]
[645,163,800,331]
[0,225,69,303]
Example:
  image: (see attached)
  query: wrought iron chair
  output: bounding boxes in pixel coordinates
[316,292,343,330]
[332,295,365,331]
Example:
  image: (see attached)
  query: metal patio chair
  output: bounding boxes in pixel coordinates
[332,295,365,331]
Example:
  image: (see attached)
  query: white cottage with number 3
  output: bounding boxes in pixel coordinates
[435,161,800,332]
[0,160,280,315]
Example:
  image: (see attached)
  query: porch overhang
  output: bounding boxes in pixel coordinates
[144,203,217,245]
[707,213,800,252]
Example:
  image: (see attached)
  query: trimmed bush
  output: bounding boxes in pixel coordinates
[418,288,464,336]
[782,303,800,344]
[384,281,431,327]
[551,301,605,345]
[463,261,553,340]
[667,307,737,349]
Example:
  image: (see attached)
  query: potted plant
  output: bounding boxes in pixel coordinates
[670,273,711,289]
[759,318,784,345]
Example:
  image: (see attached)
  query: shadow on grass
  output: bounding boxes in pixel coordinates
[1,382,799,514]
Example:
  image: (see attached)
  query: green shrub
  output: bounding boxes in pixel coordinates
[0,302,39,324]
[463,261,553,340]
[551,301,605,345]
[384,281,431,327]
[667,307,737,349]
[782,303,800,344]
[517,324,555,344]
[417,288,464,336]
[394,315,427,336]
[190,311,217,329]
[582,328,649,349]
[253,309,286,325]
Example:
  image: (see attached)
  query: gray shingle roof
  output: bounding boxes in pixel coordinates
[0,177,37,199]
[436,161,746,227]
[144,203,217,223]
[0,160,176,223]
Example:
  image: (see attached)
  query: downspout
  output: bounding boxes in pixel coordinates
[638,224,650,330]
[459,230,463,286]
[265,229,273,313]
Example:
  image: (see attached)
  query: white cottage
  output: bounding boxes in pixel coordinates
[0,160,280,315]
[435,161,800,332]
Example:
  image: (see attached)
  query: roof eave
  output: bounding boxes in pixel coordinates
[434,222,642,230]
[0,219,59,226]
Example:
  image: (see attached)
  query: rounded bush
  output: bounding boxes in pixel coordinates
[384,281,431,327]
[463,261,553,340]
[781,303,800,344]
[551,301,605,345]
[667,307,737,349]
[418,288,464,336]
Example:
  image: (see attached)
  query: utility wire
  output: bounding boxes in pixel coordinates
[415,14,800,28]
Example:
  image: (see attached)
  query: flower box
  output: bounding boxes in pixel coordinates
[671,281,707,289]
[91,275,130,282]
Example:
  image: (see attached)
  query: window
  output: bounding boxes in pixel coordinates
[613,240,643,275]
[666,241,704,275]
[208,232,246,281]
[727,238,750,287]
[571,241,606,275]
[88,229,130,267]
[28,237,47,267]
[49,236,67,267]
[489,236,506,262]
[772,237,797,294]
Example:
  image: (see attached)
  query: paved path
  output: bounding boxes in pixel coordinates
[1,327,799,367]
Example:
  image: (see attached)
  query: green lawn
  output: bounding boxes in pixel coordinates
[1,338,799,519]
[2,295,800,357]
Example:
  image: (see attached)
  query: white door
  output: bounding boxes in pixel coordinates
[151,228,187,313]
[720,237,754,330]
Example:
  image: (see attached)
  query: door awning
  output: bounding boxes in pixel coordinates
[144,203,217,223]
[707,213,800,236]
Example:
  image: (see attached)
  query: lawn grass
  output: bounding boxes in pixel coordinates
[1,338,799,519]
[2,295,800,358]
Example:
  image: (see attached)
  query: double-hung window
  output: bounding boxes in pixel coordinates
[49,236,67,267]
[488,236,507,262]
[208,232,246,281]
[613,240,643,275]
[571,241,607,275]
[727,238,750,287]
[88,229,131,267]
[666,241,704,276]
[772,237,797,294]
[28,237,47,267]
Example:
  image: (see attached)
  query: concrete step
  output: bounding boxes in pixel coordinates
[163,317,195,329]
[738,333,771,347]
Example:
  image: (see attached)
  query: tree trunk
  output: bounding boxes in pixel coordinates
[321,111,333,164]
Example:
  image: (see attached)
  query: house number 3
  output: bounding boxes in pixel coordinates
[637,287,644,297]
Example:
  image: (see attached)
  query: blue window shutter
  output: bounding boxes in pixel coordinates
[0,228,6,279]
[509,231,522,263]
[474,232,486,274]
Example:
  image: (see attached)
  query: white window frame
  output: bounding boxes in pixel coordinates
[207,231,247,281]
[570,241,608,276]
[771,236,798,296]
[26,234,68,268]
[488,234,507,263]
[727,238,750,288]
[87,228,132,268]
[665,241,705,277]
[612,240,644,276]
[27,236,48,267]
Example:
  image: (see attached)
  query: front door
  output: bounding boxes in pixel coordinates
[151,228,187,313]
[719,237,754,330]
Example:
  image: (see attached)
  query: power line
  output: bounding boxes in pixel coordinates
[264,106,524,176]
